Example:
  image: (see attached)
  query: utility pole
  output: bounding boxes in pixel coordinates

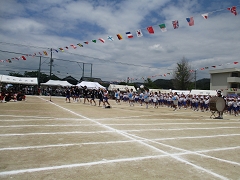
[38,56,41,87]
[194,70,197,89]
[82,63,85,78]
[49,48,53,80]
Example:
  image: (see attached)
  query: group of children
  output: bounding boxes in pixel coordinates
[114,89,240,116]
[0,89,26,103]
[64,86,111,108]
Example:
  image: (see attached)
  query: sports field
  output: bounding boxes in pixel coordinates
[0,96,239,180]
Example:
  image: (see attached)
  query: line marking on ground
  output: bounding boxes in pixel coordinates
[0,97,230,179]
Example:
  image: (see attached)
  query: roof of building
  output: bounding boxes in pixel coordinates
[209,68,240,74]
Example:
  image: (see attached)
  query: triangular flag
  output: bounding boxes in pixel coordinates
[201,13,208,19]
[136,29,143,37]
[77,43,83,47]
[116,34,123,40]
[99,38,105,43]
[126,32,133,38]
[172,20,179,29]
[147,26,154,34]
[107,36,114,41]
[159,24,167,32]
[21,56,26,60]
[92,40,97,43]
[227,6,237,16]
[186,17,194,26]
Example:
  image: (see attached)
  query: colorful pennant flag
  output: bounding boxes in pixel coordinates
[212,66,216,68]
[186,17,194,26]
[70,44,77,49]
[107,36,114,41]
[43,51,48,56]
[136,29,143,37]
[116,34,123,40]
[39,52,43,55]
[172,20,179,29]
[84,42,89,44]
[77,43,83,47]
[147,26,154,34]
[99,38,105,43]
[126,32,133,38]
[54,49,58,53]
[201,13,208,19]
[65,46,69,49]
[92,40,97,43]
[227,6,237,16]
[21,56,26,60]
[59,48,64,52]
[234,62,239,64]
[159,24,167,32]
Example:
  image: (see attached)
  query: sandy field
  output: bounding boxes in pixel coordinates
[0,96,239,180]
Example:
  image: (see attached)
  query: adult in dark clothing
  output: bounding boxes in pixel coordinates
[82,86,89,104]
[97,88,103,106]
[65,88,71,103]
[89,89,96,106]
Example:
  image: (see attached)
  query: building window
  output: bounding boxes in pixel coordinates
[231,72,239,77]
[231,83,238,88]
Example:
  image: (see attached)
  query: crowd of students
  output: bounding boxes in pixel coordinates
[113,88,240,116]
[64,86,111,108]
[0,89,26,103]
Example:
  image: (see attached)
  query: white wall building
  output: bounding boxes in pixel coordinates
[209,68,240,96]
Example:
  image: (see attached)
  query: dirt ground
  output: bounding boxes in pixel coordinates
[0,96,239,180]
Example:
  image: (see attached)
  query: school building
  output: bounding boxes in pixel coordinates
[209,68,240,96]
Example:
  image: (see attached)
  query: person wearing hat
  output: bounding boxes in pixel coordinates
[215,90,224,119]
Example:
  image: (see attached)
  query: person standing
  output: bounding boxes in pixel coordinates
[65,88,71,103]
[144,88,150,109]
[172,92,179,111]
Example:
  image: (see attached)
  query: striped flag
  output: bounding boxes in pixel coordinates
[99,38,105,43]
[186,17,194,26]
[126,32,133,38]
[116,34,123,40]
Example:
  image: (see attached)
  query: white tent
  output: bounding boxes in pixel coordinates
[0,74,38,85]
[172,90,191,95]
[41,80,73,87]
[108,84,136,92]
[190,89,217,96]
[76,81,105,89]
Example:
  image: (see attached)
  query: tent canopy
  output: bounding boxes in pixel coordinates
[0,74,38,85]
[190,89,217,96]
[108,84,136,92]
[41,80,73,87]
[76,81,105,89]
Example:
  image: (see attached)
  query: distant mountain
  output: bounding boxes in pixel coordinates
[153,78,210,90]
[153,79,174,89]
[196,78,210,90]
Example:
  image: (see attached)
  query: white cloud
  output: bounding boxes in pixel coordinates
[0,0,239,83]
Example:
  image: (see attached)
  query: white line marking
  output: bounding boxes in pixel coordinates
[0,97,230,179]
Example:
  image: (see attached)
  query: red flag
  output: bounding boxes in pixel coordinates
[212,66,216,68]
[70,44,77,49]
[84,42,89,44]
[147,26,154,34]
[200,68,204,70]
[227,6,237,16]
[233,62,239,64]
[21,56,26,60]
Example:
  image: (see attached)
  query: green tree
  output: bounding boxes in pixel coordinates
[172,57,193,90]
[144,78,157,89]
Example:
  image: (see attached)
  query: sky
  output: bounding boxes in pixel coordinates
[0,0,240,82]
